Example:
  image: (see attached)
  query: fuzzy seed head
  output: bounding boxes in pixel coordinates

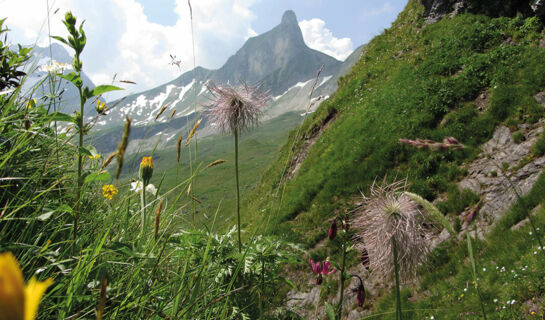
[205,82,270,134]
[353,179,438,282]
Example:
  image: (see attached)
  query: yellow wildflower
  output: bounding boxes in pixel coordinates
[139,156,154,186]
[88,154,101,160]
[25,99,36,110]
[0,252,53,320]
[96,100,106,115]
[102,184,118,200]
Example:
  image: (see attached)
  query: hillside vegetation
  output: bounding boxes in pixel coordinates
[244,0,545,318]
[4,1,545,319]
[247,0,545,244]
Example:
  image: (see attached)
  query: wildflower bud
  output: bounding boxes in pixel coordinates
[140,156,154,186]
[361,248,370,270]
[96,100,106,115]
[316,274,323,285]
[356,283,366,307]
[74,111,82,127]
[328,220,337,240]
[64,12,77,26]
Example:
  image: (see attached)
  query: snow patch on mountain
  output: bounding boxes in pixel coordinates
[274,78,314,100]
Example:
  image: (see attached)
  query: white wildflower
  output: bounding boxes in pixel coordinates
[39,60,72,73]
[130,181,157,195]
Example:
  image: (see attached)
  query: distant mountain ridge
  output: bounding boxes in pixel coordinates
[91,10,364,154]
[21,43,98,115]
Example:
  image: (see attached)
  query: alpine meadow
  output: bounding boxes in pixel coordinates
[3,0,545,319]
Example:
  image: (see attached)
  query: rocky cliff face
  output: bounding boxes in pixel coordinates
[422,0,544,23]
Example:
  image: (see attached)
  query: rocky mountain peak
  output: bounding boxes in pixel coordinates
[277,9,305,46]
[281,10,298,27]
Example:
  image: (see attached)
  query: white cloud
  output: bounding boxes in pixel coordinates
[2,0,259,99]
[299,18,354,61]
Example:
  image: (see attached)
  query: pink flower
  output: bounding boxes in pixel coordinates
[321,261,336,275]
[309,259,322,274]
[309,259,336,285]
[356,283,366,307]
[328,220,337,240]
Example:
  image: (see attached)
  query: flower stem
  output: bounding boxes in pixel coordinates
[393,238,402,320]
[337,244,347,319]
[72,66,84,257]
[140,186,146,244]
[234,127,241,252]
[467,231,488,320]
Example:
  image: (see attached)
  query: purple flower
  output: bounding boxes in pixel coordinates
[328,220,337,240]
[309,259,322,274]
[351,274,367,307]
[356,283,366,307]
[321,261,336,275]
[309,259,336,285]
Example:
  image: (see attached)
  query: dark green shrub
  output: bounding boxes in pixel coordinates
[512,131,524,143]
[489,85,521,121]
[437,186,480,215]
[533,131,545,156]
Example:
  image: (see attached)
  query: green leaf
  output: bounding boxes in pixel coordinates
[58,72,82,88]
[325,303,336,320]
[404,191,456,236]
[467,232,477,280]
[37,211,54,221]
[78,146,92,156]
[281,277,297,290]
[86,145,98,157]
[46,112,76,124]
[56,204,73,214]
[92,85,123,97]
[82,87,93,101]
[84,171,110,184]
[51,35,68,46]
[106,242,138,258]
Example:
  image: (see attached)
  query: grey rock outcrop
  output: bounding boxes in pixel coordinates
[457,119,545,232]
[422,0,462,23]
[422,0,537,23]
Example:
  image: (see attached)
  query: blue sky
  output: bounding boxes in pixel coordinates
[3,0,408,97]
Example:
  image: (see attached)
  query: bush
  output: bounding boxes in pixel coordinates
[533,131,545,156]
[489,85,521,121]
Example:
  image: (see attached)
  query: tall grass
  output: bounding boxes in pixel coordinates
[0,11,302,320]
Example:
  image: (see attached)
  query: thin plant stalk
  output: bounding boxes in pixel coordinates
[337,243,347,319]
[235,126,242,252]
[393,238,402,320]
[467,231,488,320]
[73,54,85,257]
[140,186,147,243]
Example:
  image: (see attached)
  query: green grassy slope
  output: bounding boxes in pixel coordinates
[132,111,304,229]
[246,0,545,247]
